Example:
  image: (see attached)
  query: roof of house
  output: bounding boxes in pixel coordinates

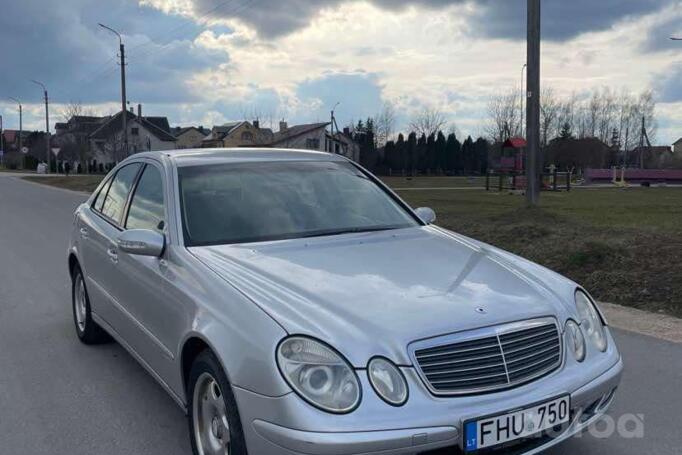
[503,137,527,149]
[270,122,330,145]
[172,126,210,137]
[55,122,68,129]
[673,137,682,145]
[202,122,245,142]
[90,111,176,142]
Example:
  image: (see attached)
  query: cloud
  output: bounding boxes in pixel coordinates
[0,0,215,104]
[657,63,682,103]
[154,0,676,41]
[296,73,384,124]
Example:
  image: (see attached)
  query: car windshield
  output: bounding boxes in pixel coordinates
[178,160,420,246]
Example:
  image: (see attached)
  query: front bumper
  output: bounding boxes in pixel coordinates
[236,330,623,455]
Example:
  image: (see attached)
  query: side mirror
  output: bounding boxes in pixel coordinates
[415,207,436,225]
[117,229,165,257]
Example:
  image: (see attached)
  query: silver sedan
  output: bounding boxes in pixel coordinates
[68,149,622,455]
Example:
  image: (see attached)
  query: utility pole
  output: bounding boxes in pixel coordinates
[31,80,50,174]
[520,63,527,138]
[9,97,22,154]
[100,23,128,157]
[330,102,340,153]
[526,0,541,207]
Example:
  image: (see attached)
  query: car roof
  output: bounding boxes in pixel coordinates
[133,148,348,167]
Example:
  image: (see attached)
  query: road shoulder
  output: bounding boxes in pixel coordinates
[599,302,682,344]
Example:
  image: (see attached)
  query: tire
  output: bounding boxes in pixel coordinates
[188,350,248,455]
[71,265,110,344]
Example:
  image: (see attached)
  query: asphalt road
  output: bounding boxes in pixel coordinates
[1,175,680,455]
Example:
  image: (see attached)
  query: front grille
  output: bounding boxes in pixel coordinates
[414,320,562,395]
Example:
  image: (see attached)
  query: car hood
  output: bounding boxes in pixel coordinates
[189,226,577,367]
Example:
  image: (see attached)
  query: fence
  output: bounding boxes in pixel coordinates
[486,170,572,192]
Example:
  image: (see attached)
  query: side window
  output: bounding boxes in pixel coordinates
[93,177,113,212]
[100,163,142,225]
[126,165,165,232]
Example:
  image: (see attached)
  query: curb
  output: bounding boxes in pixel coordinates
[598,302,682,344]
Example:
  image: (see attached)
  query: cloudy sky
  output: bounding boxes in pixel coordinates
[1,0,680,143]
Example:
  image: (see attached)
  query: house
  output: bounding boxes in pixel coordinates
[202,121,274,148]
[325,127,360,162]
[269,121,330,151]
[89,105,176,164]
[672,137,681,153]
[172,126,210,149]
[53,115,109,164]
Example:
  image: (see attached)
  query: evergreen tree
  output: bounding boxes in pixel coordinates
[395,133,406,172]
[435,131,447,173]
[426,134,437,173]
[474,137,490,174]
[559,122,573,140]
[462,136,475,173]
[384,140,397,170]
[416,133,428,172]
[406,132,417,174]
[445,133,459,173]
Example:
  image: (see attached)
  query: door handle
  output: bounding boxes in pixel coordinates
[107,248,119,263]
[79,228,89,239]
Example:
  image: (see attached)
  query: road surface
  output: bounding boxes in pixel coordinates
[0,175,680,454]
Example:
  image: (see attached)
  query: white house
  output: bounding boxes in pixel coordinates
[90,105,176,164]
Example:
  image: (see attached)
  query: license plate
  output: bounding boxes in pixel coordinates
[464,396,570,452]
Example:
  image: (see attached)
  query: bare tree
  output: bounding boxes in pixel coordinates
[375,102,397,146]
[60,101,92,122]
[540,87,561,146]
[485,88,521,142]
[409,107,448,138]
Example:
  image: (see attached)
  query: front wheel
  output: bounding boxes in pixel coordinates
[188,350,248,455]
[71,266,110,344]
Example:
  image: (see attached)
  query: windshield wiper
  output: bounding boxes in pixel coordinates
[299,226,398,239]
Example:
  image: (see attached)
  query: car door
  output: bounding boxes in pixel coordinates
[114,162,185,382]
[78,162,143,339]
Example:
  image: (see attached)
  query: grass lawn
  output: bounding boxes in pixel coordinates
[22,172,681,317]
[22,175,104,193]
[397,187,682,318]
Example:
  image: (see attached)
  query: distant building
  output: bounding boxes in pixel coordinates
[673,137,682,153]
[202,121,274,148]
[53,115,109,163]
[326,127,360,162]
[172,126,210,149]
[269,121,330,151]
[90,105,176,164]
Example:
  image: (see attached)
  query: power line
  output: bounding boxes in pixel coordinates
[127,0,257,64]
[127,0,249,56]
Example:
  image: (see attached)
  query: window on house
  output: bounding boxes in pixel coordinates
[131,128,140,136]
[241,132,254,141]
[306,138,320,150]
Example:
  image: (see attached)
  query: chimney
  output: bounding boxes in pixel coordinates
[343,127,350,136]
[129,106,134,113]
[253,120,260,129]
[279,121,288,132]
[137,104,142,119]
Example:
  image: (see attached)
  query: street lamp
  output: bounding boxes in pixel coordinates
[99,23,128,157]
[30,79,50,174]
[8,97,23,156]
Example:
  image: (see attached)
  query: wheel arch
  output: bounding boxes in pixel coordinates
[68,252,80,278]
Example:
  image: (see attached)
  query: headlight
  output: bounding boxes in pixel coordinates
[277,337,361,414]
[565,320,586,362]
[576,290,607,352]
[368,357,408,406]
